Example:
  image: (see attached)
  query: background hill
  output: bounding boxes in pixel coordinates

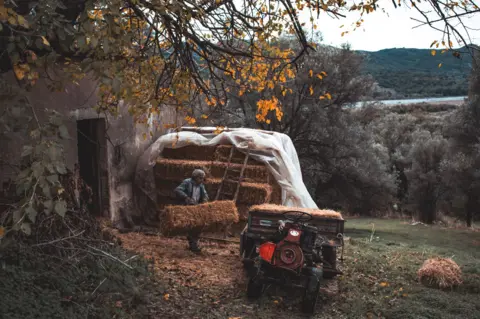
[358,48,473,99]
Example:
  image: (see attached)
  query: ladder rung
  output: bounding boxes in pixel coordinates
[225,178,240,184]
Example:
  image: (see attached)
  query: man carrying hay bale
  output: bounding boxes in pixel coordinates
[174,169,209,252]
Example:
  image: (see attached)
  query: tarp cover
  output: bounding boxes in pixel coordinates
[133,127,317,221]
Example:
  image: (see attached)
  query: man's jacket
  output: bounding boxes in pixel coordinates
[174,178,209,204]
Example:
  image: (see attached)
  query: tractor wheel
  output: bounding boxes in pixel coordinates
[246,277,264,300]
[302,275,321,314]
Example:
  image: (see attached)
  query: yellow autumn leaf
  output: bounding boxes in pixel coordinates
[319,96,325,100]
[325,92,332,100]
[163,293,170,300]
[309,69,313,77]
[17,15,28,28]
[142,133,147,140]
[309,86,314,95]
[273,300,279,304]
[316,74,323,80]
[266,119,271,124]
[13,64,26,80]
[201,114,208,119]
[431,50,436,56]
[438,63,442,68]
[0,7,7,20]
[379,282,389,287]
[41,36,50,46]
[321,71,328,76]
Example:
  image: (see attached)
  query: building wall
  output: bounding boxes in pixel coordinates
[0,70,178,222]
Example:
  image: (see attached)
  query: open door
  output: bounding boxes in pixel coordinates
[76,118,109,217]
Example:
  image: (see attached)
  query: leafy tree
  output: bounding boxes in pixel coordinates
[442,49,480,227]
[405,130,448,224]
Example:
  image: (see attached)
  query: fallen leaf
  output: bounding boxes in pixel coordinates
[115,301,122,308]
[0,226,4,238]
[379,282,389,287]
[163,293,170,300]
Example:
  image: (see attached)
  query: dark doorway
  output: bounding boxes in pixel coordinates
[77,119,109,217]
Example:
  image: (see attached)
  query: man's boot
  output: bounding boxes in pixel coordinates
[187,235,201,253]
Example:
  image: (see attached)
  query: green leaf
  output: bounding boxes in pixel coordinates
[43,200,53,214]
[59,125,69,139]
[21,222,31,236]
[42,184,52,199]
[11,107,21,117]
[54,200,67,217]
[26,205,37,223]
[56,164,67,175]
[13,209,23,223]
[32,161,44,178]
[46,174,59,184]
[30,129,41,139]
[21,145,33,157]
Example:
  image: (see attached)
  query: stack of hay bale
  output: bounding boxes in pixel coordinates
[154,144,283,220]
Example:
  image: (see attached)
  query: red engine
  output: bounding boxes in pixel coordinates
[258,226,305,272]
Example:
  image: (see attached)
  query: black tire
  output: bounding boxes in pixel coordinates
[246,277,264,300]
[302,275,321,314]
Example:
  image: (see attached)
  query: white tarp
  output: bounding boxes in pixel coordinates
[133,127,317,220]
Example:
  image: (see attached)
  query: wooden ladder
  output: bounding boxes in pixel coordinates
[215,146,250,202]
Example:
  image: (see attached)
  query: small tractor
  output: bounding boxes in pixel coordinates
[239,207,345,314]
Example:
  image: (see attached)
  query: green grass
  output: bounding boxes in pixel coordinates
[337,218,480,319]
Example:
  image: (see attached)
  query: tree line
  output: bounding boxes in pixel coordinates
[202,42,479,226]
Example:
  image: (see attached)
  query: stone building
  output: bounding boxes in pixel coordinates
[0,70,178,224]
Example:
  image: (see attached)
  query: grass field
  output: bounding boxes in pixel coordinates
[337,218,480,319]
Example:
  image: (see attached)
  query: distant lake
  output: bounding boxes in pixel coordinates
[353,96,467,108]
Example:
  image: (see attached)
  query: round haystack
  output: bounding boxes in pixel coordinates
[417,257,462,289]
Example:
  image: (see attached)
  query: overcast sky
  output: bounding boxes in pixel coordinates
[298,3,480,51]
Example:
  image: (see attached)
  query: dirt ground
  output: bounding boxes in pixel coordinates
[112,229,340,319]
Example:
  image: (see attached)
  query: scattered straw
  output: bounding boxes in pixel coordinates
[160,200,239,235]
[249,204,344,220]
[417,257,463,289]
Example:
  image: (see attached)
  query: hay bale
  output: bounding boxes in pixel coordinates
[237,204,250,221]
[156,178,271,205]
[205,179,272,204]
[154,159,211,181]
[249,204,344,220]
[161,145,217,161]
[155,159,269,183]
[213,145,261,165]
[270,182,282,204]
[209,161,269,182]
[159,200,239,235]
[417,258,463,289]
[161,144,262,165]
